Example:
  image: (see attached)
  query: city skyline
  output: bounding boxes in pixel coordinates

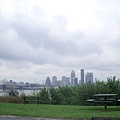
[0,69,93,87]
[0,0,120,83]
[0,66,118,84]
[45,69,93,85]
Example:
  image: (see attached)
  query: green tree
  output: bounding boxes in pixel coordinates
[49,87,63,104]
[77,82,95,105]
[94,80,110,94]
[37,87,50,104]
[58,86,78,105]
[106,76,120,98]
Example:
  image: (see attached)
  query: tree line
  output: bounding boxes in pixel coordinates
[36,76,120,105]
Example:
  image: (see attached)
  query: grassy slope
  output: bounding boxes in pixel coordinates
[0,102,120,119]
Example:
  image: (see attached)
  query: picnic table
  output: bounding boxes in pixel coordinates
[86,94,120,109]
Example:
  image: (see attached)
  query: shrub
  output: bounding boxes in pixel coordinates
[0,96,22,103]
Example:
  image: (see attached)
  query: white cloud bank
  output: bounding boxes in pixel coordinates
[0,0,120,83]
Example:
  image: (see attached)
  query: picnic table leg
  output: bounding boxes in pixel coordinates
[104,96,107,110]
[104,104,107,109]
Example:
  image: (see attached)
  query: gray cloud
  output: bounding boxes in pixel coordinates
[0,0,120,82]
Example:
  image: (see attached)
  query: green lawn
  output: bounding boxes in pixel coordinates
[0,102,120,119]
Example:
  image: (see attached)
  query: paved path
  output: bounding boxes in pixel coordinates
[0,115,68,120]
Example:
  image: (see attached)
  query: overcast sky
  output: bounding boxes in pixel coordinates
[0,0,120,83]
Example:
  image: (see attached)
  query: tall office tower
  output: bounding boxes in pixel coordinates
[71,70,76,86]
[66,77,70,86]
[85,72,93,83]
[74,77,78,86]
[62,76,70,86]
[52,76,57,86]
[81,69,84,84]
[45,77,51,87]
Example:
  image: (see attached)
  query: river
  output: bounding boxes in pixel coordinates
[0,89,41,96]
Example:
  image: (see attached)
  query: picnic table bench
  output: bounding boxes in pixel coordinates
[118,99,120,102]
[86,99,95,102]
[86,94,120,109]
[22,96,44,104]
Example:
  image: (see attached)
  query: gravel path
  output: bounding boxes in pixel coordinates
[0,115,70,120]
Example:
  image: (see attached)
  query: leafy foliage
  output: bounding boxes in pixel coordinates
[36,87,50,104]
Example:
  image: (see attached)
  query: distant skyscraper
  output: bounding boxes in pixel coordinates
[52,76,57,86]
[62,76,70,86]
[74,77,78,86]
[45,77,51,87]
[85,73,93,83]
[81,69,84,84]
[71,70,75,86]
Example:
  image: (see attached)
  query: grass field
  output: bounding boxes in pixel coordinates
[0,102,120,119]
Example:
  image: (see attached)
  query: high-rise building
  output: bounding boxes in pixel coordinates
[71,70,76,86]
[45,77,51,87]
[52,76,57,86]
[66,77,70,86]
[62,76,70,86]
[85,73,93,83]
[81,69,84,84]
[74,77,78,85]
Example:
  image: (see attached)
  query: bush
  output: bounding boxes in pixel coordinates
[0,96,23,103]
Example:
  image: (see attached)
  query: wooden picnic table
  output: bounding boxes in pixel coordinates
[93,94,117,109]
[86,94,120,109]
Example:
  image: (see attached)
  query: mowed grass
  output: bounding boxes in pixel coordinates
[0,102,120,119]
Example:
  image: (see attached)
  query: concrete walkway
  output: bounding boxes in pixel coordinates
[0,115,69,120]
